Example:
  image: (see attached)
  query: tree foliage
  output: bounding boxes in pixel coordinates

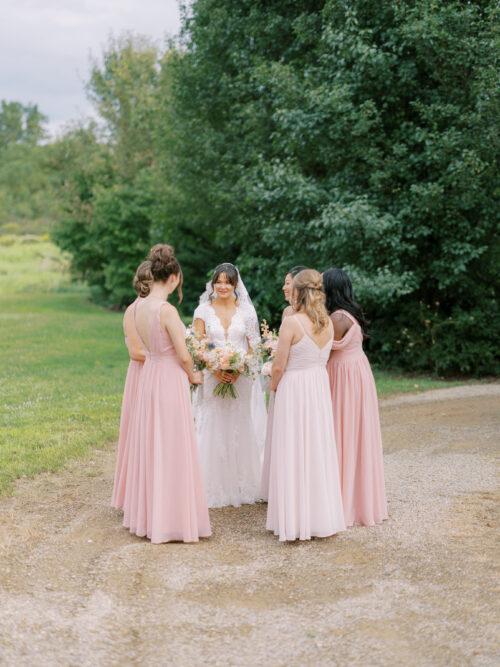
[161,0,499,375]
[52,2,499,375]
[0,100,60,233]
[52,36,162,306]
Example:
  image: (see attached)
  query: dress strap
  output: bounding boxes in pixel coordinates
[132,297,139,326]
[294,314,307,334]
[336,309,358,326]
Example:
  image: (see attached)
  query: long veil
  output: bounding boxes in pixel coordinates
[196,266,266,456]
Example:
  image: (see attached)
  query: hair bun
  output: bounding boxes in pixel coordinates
[148,243,174,263]
[133,260,153,297]
[147,243,181,285]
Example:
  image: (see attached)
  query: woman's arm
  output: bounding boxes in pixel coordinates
[162,305,202,384]
[123,307,146,362]
[270,317,296,392]
[193,317,206,337]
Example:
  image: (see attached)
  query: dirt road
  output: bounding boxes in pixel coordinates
[0,385,498,666]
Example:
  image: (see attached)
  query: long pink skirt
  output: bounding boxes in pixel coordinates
[260,391,275,501]
[266,367,345,541]
[122,357,211,543]
[327,354,388,527]
[111,360,142,510]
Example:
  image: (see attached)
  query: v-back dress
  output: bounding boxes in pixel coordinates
[326,309,388,527]
[266,316,346,541]
[122,300,211,543]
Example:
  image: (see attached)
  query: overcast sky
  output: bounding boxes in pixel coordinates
[0,1,182,137]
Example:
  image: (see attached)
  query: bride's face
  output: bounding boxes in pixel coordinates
[213,273,235,301]
[282,273,293,304]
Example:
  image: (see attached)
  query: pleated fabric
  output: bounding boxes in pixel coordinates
[327,310,388,527]
[122,302,211,543]
[266,319,345,541]
[260,390,275,502]
[111,357,142,510]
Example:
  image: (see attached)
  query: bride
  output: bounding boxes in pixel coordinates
[193,263,266,508]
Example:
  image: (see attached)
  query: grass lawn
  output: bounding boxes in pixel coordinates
[0,236,127,495]
[0,236,464,496]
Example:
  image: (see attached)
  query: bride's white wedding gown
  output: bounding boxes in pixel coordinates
[193,302,266,508]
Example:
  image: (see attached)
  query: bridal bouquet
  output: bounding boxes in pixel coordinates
[185,327,209,371]
[185,329,259,399]
[259,320,279,377]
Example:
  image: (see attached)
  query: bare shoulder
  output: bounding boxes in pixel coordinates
[279,313,299,337]
[281,305,294,320]
[160,301,179,322]
[123,302,136,329]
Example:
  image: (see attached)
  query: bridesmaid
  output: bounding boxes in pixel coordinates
[281,265,307,320]
[266,269,345,541]
[123,244,211,543]
[111,260,152,510]
[323,268,388,527]
[260,264,308,501]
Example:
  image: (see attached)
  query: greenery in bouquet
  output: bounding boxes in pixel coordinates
[260,320,279,378]
[186,329,259,399]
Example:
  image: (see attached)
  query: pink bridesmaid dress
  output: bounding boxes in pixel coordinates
[327,309,388,527]
[111,298,142,510]
[259,390,274,501]
[122,300,211,543]
[266,316,346,541]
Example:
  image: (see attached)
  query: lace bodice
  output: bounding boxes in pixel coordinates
[193,302,260,351]
[192,300,266,508]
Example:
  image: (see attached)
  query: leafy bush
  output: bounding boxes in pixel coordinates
[52,3,499,375]
[160,0,499,375]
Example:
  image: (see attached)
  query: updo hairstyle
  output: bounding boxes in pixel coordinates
[147,243,183,302]
[293,269,329,334]
[132,260,153,298]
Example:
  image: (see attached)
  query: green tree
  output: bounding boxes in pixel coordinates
[0,100,46,149]
[161,0,498,374]
[52,36,164,306]
[0,100,61,232]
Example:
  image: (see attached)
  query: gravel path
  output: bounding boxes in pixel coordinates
[0,384,498,666]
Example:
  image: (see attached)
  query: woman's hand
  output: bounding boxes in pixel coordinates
[190,370,204,385]
[214,370,231,384]
[214,370,239,384]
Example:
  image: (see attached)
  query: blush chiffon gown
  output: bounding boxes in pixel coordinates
[111,298,142,510]
[122,300,211,543]
[326,309,388,527]
[266,316,346,541]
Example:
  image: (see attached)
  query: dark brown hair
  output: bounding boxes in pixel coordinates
[132,260,153,298]
[322,268,368,336]
[209,263,239,301]
[287,265,308,278]
[147,244,183,302]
